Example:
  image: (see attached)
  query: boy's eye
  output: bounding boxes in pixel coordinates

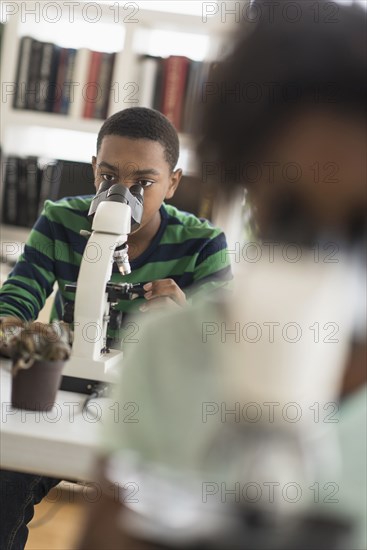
[138,179,154,188]
[101,174,117,182]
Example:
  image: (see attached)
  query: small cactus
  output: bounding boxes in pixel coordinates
[0,319,72,375]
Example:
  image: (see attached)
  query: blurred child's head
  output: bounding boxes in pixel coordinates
[200,0,366,244]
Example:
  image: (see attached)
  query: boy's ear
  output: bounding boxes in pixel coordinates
[165,169,182,200]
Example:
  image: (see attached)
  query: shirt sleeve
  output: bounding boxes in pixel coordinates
[0,204,56,320]
[188,230,233,301]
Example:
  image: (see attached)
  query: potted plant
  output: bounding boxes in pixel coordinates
[0,319,71,411]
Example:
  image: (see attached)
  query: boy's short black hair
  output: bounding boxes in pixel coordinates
[199,0,367,195]
[97,107,179,171]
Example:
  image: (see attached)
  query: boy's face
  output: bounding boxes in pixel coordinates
[92,135,181,233]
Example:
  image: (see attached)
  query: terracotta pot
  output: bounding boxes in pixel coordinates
[11,359,65,411]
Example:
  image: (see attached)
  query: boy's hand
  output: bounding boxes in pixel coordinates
[139,280,186,312]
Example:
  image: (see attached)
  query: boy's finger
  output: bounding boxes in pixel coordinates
[143,279,186,305]
[145,288,185,305]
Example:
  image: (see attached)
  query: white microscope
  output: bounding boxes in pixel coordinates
[60,181,144,393]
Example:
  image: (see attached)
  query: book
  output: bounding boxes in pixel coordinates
[153,58,164,111]
[1,156,42,227]
[16,158,28,226]
[60,48,77,114]
[37,160,62,214]
[48,45,61,112]
[37,158,95,215]
[26,39,43,110]
[2,156,19,225]
[93,52,116,119]
[36,42,59,113]
[13,36,33,110]
[24,156,42,227]
[83,51,103,118]
[53,48,68,113]
[69,48,91,118]
[161,56,190,131]
[2,156,94,226]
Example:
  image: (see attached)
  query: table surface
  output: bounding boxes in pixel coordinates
[0,361,114,480]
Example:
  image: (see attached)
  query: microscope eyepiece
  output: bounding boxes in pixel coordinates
[88,182,144,225]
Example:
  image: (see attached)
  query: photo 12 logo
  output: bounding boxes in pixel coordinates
[202,2,340,24]
[202,321,340,344]
[1,2,139,24]
[201,401,339,424]
[202,481,339,504]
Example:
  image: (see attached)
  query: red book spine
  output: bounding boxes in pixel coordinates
[83,51,103,118]
[161,56,190,132]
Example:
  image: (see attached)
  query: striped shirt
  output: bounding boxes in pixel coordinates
[0,197,232,323]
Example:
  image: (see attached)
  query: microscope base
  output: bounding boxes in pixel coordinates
[59,375,109,395]
[62,350,123,387]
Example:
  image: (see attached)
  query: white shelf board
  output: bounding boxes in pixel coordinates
[2,110,102,133]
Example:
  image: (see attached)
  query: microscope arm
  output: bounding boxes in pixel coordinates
[62,200,132,385]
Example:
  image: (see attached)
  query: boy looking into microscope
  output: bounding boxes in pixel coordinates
[0,106,232,550]
[1,107,231,323]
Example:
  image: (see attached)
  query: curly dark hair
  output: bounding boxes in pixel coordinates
[199,0,367,195]
[97,107,179,171]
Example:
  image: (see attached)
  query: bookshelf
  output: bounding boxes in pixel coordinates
[0,2,237,262]
[0,2,227,167]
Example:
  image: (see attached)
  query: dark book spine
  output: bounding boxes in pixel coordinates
[13,36,33,110]
[38,160,62,214]
[35,42,55,112]
[153,58,164,111]
[25,157,40,227]
[93,52,115,119]
[2,156,20,225]
[16,158,28,226]
[45,45,61,112]
[53,48,68,113]
[60,48,77,115]
[102,52,116,119]
[26,39,43,110]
